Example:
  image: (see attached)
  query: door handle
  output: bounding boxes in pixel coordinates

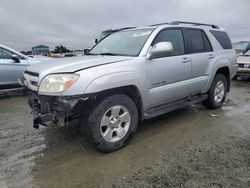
[209,54,215,59]
[182,57,190,63]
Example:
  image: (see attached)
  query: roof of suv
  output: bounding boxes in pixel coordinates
[116,21,223,33]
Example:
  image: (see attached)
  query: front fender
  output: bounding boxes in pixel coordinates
[85,71,149,108]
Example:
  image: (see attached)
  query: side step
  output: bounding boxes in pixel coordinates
[144,94,208,119]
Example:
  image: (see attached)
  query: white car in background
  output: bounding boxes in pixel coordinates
[28,55,53,61]
[0,44,44,89]
[237,49,250,77]
[233,41,250,55]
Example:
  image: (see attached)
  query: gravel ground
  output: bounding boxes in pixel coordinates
[0,80,249,188]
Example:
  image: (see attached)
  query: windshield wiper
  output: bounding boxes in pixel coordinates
[86,53,98,55]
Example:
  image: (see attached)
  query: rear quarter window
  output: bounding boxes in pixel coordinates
[210,30,232,49]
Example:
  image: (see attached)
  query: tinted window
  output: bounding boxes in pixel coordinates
[152,29,185,56]
[210,30,232,49]
[0,48,13,59]
[186,29,212,53]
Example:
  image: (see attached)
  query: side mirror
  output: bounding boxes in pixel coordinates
[11,54,20,63]
[95,39,98,44]
[147,42,173,59]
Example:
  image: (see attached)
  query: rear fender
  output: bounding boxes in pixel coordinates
[203,57,231,93]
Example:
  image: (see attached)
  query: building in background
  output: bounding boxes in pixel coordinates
[32,45,49,55]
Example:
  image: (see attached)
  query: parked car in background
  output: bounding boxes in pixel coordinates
[28,55,53,61]
[236,49,250,77]
[0,44,42,89]
[24,21,237,152]
[97,27,136,42]
[233,41,250,55]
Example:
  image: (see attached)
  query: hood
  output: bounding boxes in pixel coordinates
[26,55,133,76]
[237,56,250,64]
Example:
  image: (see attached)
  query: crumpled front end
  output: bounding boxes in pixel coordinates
[22,70,93,129]
[28,92,91,129]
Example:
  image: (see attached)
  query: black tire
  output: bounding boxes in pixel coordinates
[203,74,227,109]
[82,94,138,152]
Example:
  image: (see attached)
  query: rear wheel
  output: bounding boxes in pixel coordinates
[203,74,227,109]
[82,94,138,152]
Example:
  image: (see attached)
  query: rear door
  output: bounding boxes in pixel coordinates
[184,28,213,94]
[0,47,29,88]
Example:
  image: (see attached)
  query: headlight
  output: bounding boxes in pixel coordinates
[39,74,79,93]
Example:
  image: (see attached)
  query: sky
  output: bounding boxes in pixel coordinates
[0,0,249,51]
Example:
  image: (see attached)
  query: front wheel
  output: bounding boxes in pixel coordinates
[203,74,227,109]
[82,94,138,152]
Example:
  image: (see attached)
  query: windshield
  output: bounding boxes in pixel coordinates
[233,42,249,52]
[89,29,154,57]
[243,49,250,56]
[99,31,115,40]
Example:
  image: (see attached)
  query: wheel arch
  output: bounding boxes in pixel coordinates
[216,67,230,92]
[204,66,231,93]
[92,85,145,122]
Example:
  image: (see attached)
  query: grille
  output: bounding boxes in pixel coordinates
[238,63,244,68]
[23,71,39,91]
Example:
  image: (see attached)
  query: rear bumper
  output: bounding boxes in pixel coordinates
[29,92,93,129]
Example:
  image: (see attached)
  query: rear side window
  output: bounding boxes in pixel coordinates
[210,30,232,49]
[186,29,212,53]
[152,29,185,56]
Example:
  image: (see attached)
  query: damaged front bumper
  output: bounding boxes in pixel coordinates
[237,67,250,76]
[29,93,94,129]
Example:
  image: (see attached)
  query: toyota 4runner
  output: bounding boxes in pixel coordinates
[23,21,238,152]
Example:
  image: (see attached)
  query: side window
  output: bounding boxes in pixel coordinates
[186,29,212,53]
[210,30,232,49]
[0,48,13,59]
[152,29,185,56]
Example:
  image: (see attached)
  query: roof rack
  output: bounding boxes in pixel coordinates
[150,22,169,26]
[170,21,220,29]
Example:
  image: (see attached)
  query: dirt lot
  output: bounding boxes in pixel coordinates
[0,80,249,188]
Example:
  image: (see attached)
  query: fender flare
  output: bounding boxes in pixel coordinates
[203,64,230,93]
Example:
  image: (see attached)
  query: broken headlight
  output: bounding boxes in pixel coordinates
[39,74,79,93]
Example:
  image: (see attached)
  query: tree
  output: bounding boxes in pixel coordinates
[54,45,71,54]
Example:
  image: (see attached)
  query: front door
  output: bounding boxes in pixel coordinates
[146,28,192,106]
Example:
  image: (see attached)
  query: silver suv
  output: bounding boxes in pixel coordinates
[23,21,238,152]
